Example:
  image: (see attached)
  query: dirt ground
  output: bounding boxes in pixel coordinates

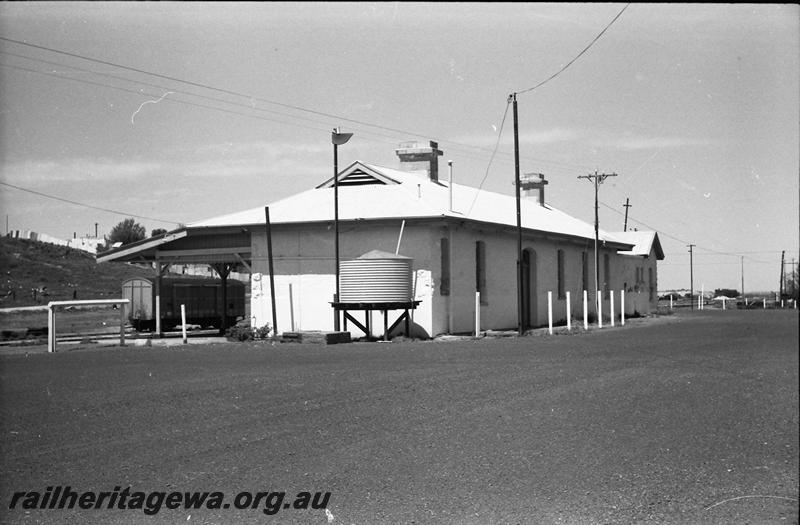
[1,309,797,524]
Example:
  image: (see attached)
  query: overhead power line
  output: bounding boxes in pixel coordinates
[2,60,551,175]
[0,37,592,173]
[0,181,181,225]
[467,99,512,216]
[516,4,630,96]
[598,200,772,264]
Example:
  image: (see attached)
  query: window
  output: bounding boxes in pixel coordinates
[648,267,654,302]
[475,240,487,304]
[440,237,450,296]
[603,253,610,299]
[581,251,589,293]
[557,249,566,299]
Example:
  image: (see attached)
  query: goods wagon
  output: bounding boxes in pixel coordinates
[122,277,245,330]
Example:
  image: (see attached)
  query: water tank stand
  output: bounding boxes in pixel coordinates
[331,301,421,341]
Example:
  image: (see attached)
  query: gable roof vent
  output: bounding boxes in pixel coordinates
[338,168,387,186]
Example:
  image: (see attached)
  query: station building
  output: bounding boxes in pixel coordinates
[98,141,663,337]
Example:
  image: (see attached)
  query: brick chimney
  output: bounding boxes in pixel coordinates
[520,173,548,206]
[395,140,443,182]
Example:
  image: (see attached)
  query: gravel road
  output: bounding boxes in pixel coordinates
[1,310,797,524]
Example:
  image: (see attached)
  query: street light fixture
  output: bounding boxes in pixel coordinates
[331,128,352,331]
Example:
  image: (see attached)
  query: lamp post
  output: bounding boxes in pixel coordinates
[332,128,352,331]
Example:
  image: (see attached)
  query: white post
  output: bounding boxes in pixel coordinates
[722,297,726,310]
[289,283,295,332]
[763,298,766,309]
[120,304,126,347]
[621,290,625,326]
[155,260,162,336]
[547,291,553,335]
[698,294,701,310]
[583,290,588,330]
[566,291,571,331]
[701,284,704,310]
[670,295,673,309]
[47,305,55,353]
[474,291,481,337]
[181,304,187,344]
[597,290,603,328]
[610,290,615,327]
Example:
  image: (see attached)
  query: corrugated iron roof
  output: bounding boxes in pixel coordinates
[190,161,630,246]
[612,231,665,260]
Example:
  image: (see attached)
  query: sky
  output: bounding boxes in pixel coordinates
[0,2,798,293]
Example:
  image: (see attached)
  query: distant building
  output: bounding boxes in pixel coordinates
[6,230,103,254]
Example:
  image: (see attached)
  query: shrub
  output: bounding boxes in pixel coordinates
[225,324,272,342]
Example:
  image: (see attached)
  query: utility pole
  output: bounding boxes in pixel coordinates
[511,92,524,335]
[578,171,618,317]
[741,256,745,305]
[687,244,695,310]
[95,223,98,238]
[780,250,785,298]
[623,198,632,232]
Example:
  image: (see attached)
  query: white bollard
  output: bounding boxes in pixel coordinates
[597,290,603,328]
[763,298,766,309]
[289,283,296,332]
[181,304,187,344]
[566,291,572,331]
[610,290,615,327]
[701,285,704,310]
[722,297,726,310]
[47,306,55,353]
[475,291,481,337]
[548,291,553,335]
[621,290,625,326]
[583,290,588,330]
[698,294,701,310]
[670,295,673,309]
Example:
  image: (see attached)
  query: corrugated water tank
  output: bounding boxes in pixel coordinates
[339,250,413,302]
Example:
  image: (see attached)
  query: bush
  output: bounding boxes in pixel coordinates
[225,324,272,342]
